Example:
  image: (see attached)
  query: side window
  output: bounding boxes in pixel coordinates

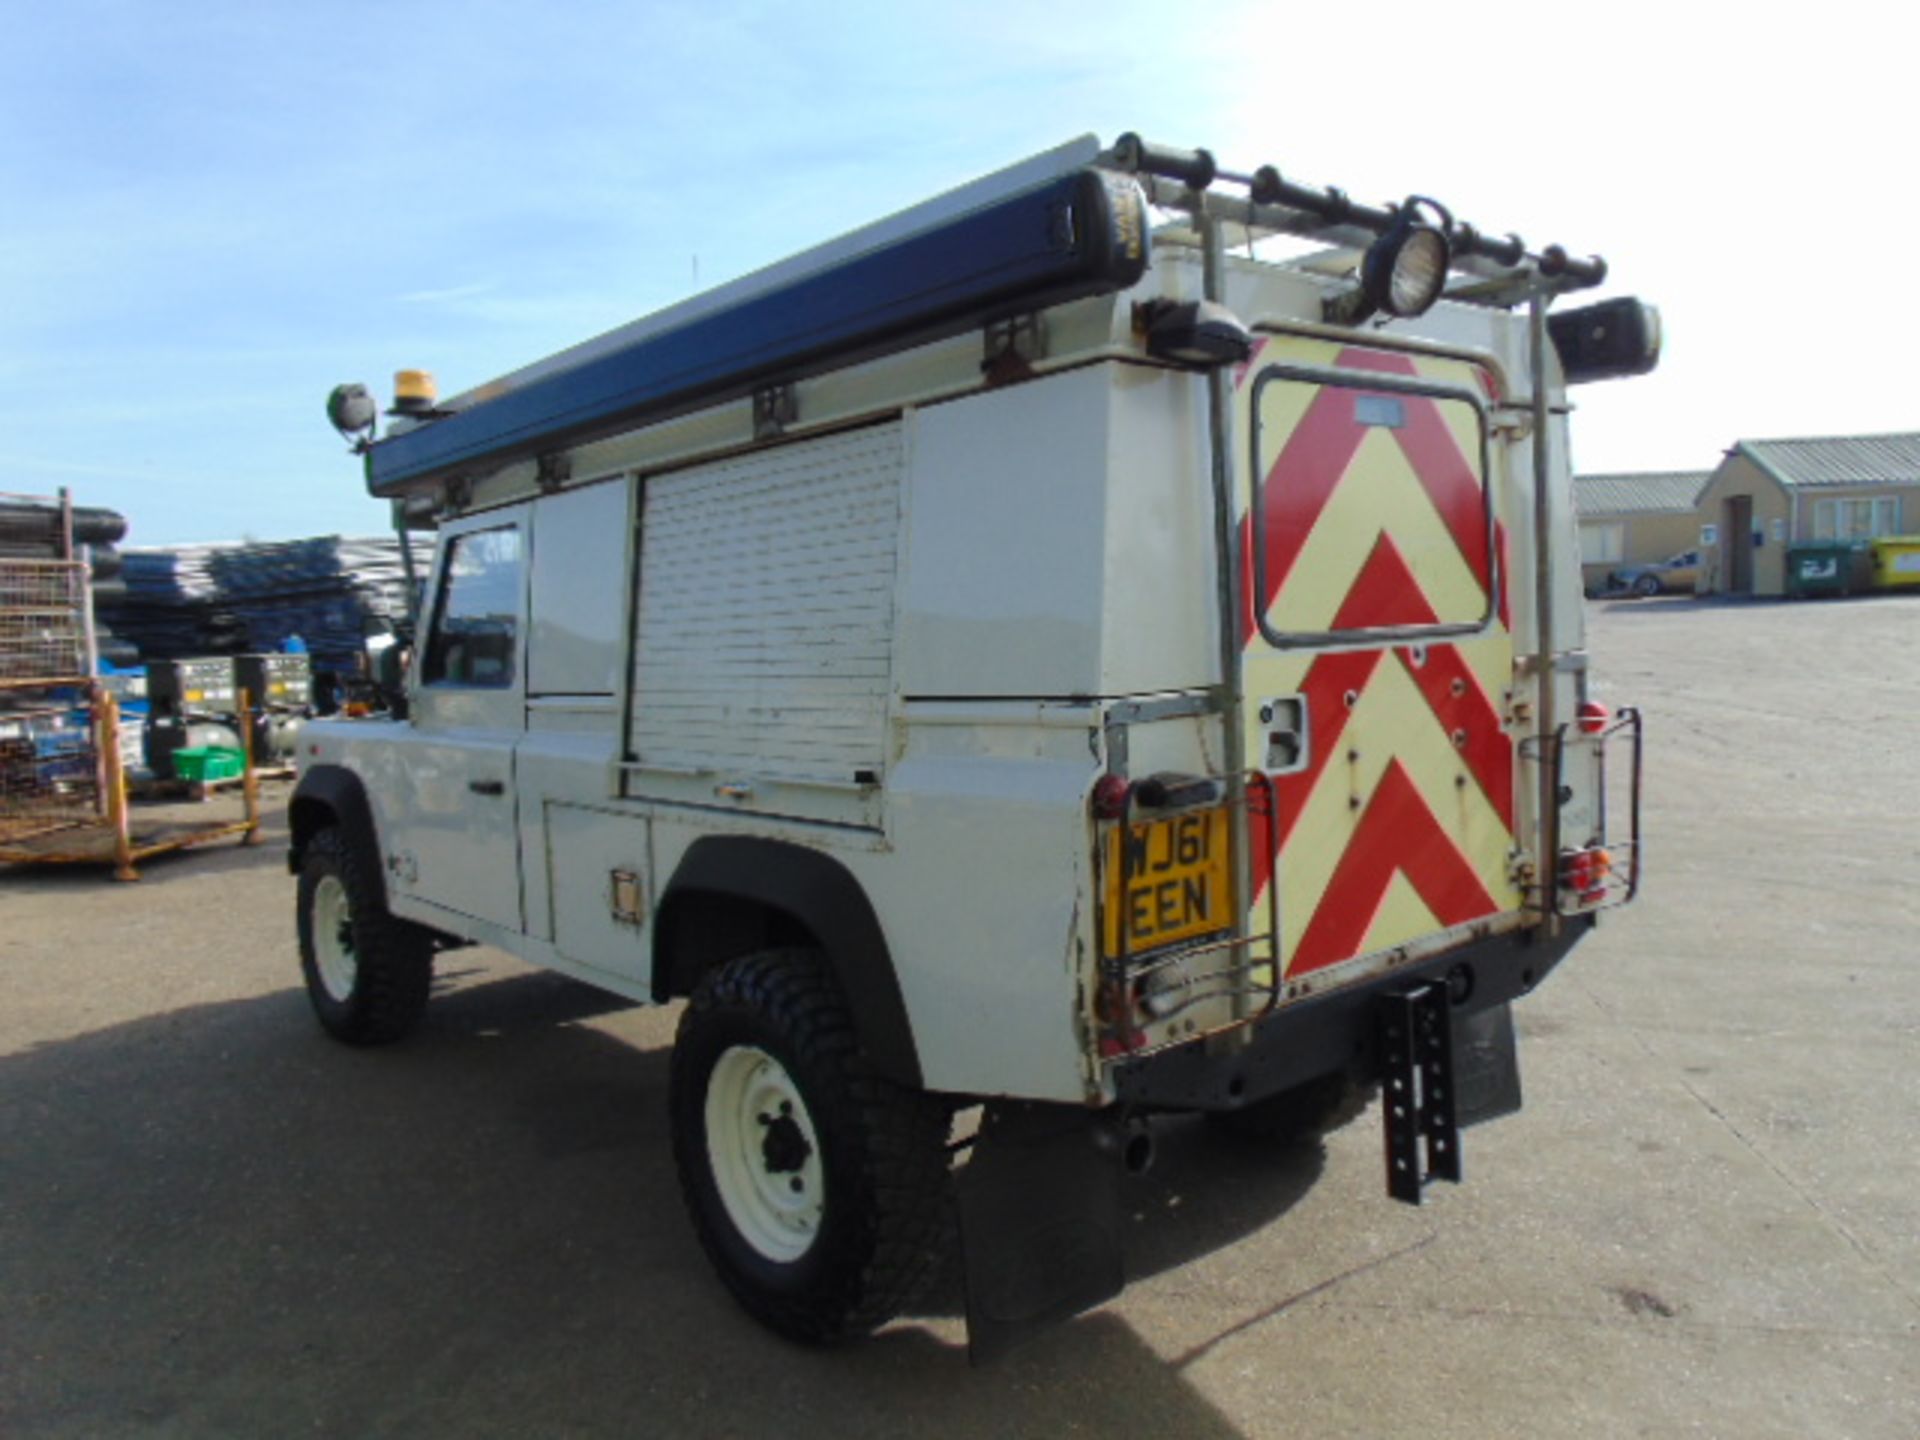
[422,527,524,688]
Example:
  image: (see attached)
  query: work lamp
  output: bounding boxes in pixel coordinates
[1141,298,1254,368]
[1324,198,1454,325]
[326,383,378,449]
[1364,219,1450,318]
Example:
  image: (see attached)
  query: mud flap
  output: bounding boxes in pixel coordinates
[955,1101,1125,1363]
[1453,1001,1522,1129]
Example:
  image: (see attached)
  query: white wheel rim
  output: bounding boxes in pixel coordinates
[312,874,358,1003]
[705,1045,826,1263]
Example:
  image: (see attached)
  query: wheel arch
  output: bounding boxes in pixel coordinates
[653,837,922,1089]
[287,764,388,908]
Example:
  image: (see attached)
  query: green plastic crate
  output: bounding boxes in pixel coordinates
[171,746,245,782]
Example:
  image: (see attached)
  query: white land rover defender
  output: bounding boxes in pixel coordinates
[296,135,1656,1357]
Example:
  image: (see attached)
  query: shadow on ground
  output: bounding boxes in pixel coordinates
[1,967,1334,1438]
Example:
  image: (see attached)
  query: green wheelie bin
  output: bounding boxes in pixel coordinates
[1785,541,1869,598]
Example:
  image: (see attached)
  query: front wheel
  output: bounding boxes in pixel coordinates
[670,948,950,1343]
[1633,573,1663,597]
[296,827,434,1044]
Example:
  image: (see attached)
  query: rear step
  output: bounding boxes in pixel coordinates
[1377,983,1463,1204]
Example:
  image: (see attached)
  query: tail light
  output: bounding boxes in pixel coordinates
[1559,845,1613,905]
[1576,700,1611,735]
[1090,773,1131,820]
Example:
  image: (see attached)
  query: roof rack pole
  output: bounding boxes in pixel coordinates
[1198,203,1254,1033]
[1126,171,1605,295]
[1527,290,1560,938]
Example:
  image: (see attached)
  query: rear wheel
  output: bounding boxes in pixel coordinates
[670,947,950,1343]
[296,827,434,1044]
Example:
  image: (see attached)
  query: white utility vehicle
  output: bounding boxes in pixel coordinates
[298,134,1657,1357]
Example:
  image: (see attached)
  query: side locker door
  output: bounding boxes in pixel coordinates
[1236,335,1522,989]
[397,508,529,932]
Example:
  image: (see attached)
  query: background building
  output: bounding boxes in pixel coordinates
[1696,434,1920,596]
[1573,471,1710,595]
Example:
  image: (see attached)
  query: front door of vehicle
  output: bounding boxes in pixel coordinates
[390,510,529,932]
[1236,335,1522,990]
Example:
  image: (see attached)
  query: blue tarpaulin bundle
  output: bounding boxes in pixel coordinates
[100,536,420,672]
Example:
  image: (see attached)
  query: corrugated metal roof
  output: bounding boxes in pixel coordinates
[1573,471,1710,516]
[1737,433,1920,488]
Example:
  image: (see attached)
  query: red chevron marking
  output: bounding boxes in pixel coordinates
[1249,536,1514,906]
[1246,643,1377,905]
[1255,535,1421,884]
[1397,642,1514,829]
[1237,374,1373,642]
[1240,346,1493,641]
[1288,760,1500,976]
[1331,349,1488,586]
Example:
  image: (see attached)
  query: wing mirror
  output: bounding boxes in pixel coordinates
[365,632,411,720]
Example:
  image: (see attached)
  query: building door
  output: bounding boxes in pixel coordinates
[1725,495,1754,594]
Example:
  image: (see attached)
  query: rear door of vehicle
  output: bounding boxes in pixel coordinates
[1237,334,1521,992]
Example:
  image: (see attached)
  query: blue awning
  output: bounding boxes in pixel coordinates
[367,166,1149,496]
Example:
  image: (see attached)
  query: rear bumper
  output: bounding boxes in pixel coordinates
[1111,916,1592,1111]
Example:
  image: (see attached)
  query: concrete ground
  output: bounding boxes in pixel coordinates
[3,598,1916,1438]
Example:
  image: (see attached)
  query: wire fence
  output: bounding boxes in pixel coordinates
[0,698,102,841]
[1,555,100,842]
[1,560,91,684]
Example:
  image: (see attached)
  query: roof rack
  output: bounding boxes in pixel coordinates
[1102,133,1607,308]
[361,133,1612,496]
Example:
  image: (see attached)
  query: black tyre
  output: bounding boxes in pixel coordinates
[1208,1072,1368,1144]
[1632,573,1663,597]
[296,826,434,1044]
[670,948,950,1343]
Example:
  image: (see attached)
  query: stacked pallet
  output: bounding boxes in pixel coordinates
[100,536,418,672]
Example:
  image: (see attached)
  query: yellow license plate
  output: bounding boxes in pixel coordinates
[1103,807,1232,957]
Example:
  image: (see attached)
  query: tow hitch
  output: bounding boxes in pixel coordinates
[1377,985,1524,1204]
[1378,983,1462,1204]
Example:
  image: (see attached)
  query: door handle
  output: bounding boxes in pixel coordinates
[1260,695,1311,775]
[468,779,505,797]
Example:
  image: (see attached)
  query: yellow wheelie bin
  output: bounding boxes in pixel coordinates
[1867,535,1920,591]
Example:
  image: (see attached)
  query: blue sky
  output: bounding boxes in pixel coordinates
[3,2,1912,544]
